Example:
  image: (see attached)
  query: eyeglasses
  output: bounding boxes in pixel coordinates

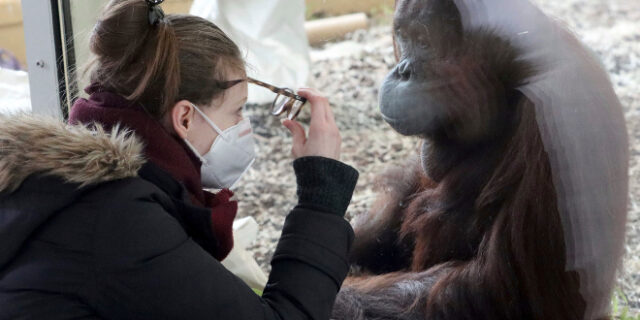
[217,78,308,120]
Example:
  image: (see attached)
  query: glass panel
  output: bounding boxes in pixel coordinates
[4,0,636,318]
[64,1,106,100]
[63,0,193,102]
[0,0,30,113]
[53,0,640,316]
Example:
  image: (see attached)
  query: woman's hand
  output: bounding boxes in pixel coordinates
[282,88,341,161]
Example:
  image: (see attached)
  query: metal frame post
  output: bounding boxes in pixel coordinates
[21,0,66,119]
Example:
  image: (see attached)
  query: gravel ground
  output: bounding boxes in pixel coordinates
[231,0,640,312]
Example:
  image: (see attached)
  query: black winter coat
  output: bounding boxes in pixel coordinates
[0,114,358,319]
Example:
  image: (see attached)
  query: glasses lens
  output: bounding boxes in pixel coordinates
[271,89,294,116]
[287,100,305,120]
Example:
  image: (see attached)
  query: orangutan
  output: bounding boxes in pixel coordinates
[331,0,628,319]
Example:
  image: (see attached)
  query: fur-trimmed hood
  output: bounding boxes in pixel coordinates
[0,113,146,194]
[0,113,146,269]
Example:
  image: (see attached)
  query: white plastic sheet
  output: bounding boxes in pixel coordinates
[453,0,628,317]
[221,217,268,291]
[190,0,311,104]
[0,67,31,114]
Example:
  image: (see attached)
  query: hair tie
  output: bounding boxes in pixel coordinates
[147,0,165,26]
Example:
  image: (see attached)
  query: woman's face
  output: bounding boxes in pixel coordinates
[169,68,249,156]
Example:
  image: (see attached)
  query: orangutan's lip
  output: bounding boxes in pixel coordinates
[380,112,403,124]
[380,113,398,122]
[379,112,416,130]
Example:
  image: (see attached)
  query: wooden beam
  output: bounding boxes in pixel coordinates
[306,0,394,18]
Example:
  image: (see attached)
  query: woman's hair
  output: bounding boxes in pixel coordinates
[88,0,245,117]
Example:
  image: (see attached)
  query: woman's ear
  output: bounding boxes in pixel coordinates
[170,100,195,139]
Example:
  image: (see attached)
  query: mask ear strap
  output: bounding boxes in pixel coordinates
[190,103,227,139]
[182,138,208,165]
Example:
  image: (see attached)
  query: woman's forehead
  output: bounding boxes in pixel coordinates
[222,66,247,81]
[222,78,248,105]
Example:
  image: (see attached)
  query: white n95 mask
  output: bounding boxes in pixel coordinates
[183,103,256,189]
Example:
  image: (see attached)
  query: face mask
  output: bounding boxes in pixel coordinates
[183,103,256,189]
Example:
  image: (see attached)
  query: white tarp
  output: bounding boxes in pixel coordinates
[190,0,311,104]
[221,216,268,291]
[0,67,31,114]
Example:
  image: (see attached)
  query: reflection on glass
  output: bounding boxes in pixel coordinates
[332,1,630,320]
[64,0,192,102]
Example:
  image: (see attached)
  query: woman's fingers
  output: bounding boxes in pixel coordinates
[285,88,341,161]
[297,88,329,125]
[282,119,306,158]
[325,99,336,124]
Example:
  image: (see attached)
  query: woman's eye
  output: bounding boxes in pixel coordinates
[237,104,246,116]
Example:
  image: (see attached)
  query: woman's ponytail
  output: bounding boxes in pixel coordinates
[88,0,244,117]
[128,16,180,117]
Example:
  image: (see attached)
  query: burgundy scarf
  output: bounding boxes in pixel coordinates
[69,85,237,260]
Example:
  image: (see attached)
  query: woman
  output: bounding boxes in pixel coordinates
[0,0,358,319]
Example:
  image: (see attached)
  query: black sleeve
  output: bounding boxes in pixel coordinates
[292,156,359,216]
[89,157,358,320]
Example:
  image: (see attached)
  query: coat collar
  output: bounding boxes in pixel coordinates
[0,112,236,261]
[0,113,144,194]
[69,86,208,206]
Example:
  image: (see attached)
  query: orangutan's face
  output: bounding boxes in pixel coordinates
[380,0,516,146]
[379,0,465,138]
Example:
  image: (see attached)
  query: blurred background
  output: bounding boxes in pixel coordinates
[0,0,638,317]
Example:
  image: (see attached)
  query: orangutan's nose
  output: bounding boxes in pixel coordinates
[395,59,412,81]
